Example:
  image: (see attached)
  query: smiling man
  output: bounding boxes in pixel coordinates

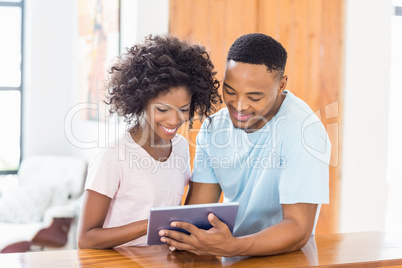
[159,33,331,257]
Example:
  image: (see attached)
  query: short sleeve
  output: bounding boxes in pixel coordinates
[191,121,219,183]
[182,138,191,186]
[279,123,331,204]
[85,148,122,199]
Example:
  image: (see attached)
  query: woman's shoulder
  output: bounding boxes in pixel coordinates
[95,131,142,161]
[172,134,189,147]
[171,134,190,154]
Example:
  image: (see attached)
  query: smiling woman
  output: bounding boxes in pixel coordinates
[105,35,221,131]
[132,86,192,162]
[77,34,222,249]
[144,87,191,141]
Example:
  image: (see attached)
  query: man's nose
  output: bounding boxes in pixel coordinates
[234,98,248,112]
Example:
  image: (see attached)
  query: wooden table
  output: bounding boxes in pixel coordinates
[1,232,402,267]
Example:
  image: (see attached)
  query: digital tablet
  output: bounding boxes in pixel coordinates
[146,202,239,245]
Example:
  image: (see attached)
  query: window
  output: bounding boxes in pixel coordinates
[0,0,24,174]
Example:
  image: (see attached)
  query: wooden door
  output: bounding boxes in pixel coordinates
[171,0,343,234]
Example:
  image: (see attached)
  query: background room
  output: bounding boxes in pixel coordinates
[0,0,400,252]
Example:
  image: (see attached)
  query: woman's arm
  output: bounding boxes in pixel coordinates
[77,189,148,249]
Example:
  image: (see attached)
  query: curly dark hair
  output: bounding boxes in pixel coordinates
[227,33,287,79]
[105,34,221,129]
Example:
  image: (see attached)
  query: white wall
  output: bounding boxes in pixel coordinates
[120,0,170,50]
[24,0,169,162]
[24,0,76,157]
[385,15,402,233]
[341,0,393,232]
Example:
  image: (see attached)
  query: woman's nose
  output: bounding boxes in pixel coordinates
[167,110,184,126]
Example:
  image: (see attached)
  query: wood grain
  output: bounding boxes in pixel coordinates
[1,232,402,267]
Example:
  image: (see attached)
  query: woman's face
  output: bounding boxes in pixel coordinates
[144,86,192,140]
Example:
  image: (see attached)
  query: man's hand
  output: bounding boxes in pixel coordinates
[160,203,317,257]
[159,213,240,257]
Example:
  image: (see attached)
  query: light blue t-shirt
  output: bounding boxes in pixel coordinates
[191,91,331,237]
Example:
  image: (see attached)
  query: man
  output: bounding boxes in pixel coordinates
[159,33,331,257]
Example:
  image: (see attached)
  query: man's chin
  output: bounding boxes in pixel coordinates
[229,117,262,133]
[230,119,252,131]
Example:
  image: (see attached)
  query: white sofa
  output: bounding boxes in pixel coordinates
[0,155,87,253]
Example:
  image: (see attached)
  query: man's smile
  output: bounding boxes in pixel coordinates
[229,106,253,122]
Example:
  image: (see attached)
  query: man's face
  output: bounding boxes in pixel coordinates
[222,60,288,132]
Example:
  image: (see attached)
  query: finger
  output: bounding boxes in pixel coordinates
[170,221,200,235]
[208,213,225,229]
[159,229,190,243]
[161,236,193,252]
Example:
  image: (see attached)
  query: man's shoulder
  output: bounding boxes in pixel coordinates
[278,92,321,127]
[209,107,230,121]
[202,108,232,130]
[279,92,329,142]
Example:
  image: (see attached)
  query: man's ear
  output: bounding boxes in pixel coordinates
[278,75,288,94]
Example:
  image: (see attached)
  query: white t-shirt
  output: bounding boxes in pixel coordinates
[85,131,191,246]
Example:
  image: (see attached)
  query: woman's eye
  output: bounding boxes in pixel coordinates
[156,107,168,112]
[180,109,190,112]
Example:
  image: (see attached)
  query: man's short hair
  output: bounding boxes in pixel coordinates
[227,33,287,78]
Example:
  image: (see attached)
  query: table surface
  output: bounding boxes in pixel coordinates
[1,232,402,267]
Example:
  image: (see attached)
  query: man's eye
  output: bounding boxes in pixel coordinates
[249,97,262,102]
[225,88,235,95]
[156,108,168,112]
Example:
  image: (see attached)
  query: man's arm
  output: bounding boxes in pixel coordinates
[159,203,317,256]
[185,181,222,204]
[233,203,317,256]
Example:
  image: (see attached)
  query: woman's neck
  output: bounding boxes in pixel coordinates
[130,123,172,162]
[131,120,170,150]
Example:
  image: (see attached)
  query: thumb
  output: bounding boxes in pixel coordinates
[208,213,223,228]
